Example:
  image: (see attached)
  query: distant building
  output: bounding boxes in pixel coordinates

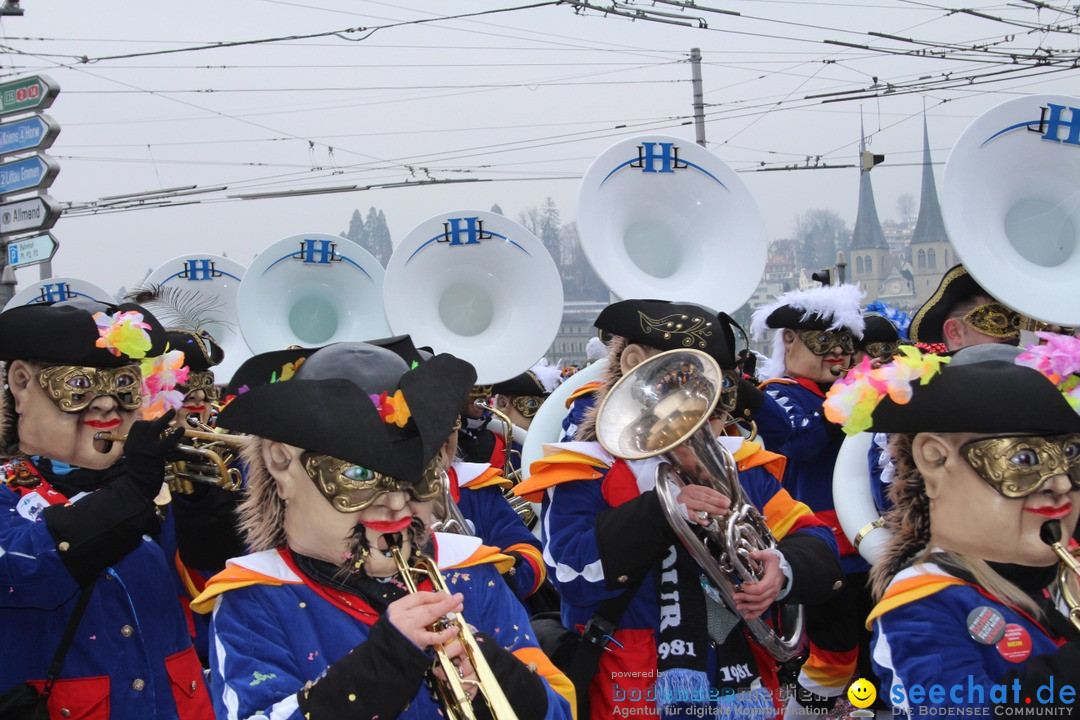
[848,119,894,304]
[547,300,608,366]
[909,114,957,306]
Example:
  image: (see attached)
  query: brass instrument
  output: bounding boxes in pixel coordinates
[94,428,246,492]
[433,467,474,536]
[475,399,537,529]
[388,540,519,720]
[595,348,804,662]
[1040,520,1080,632]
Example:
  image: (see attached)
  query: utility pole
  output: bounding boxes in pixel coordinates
[690,48,706,147]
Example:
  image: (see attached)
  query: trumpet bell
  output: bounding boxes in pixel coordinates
[145,254,247,385]
[4,277,112,311]
[237,234,390,353]
[942,95,1080,325]
[383,211,563,384]
[577,135,767,312]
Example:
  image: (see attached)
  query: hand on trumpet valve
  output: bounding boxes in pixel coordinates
[732,549,785,620]
[386,590,465,652]
[433,633,480,702]
[675,484,730,527]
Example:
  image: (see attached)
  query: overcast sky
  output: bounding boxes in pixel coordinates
[0,0,1076,298]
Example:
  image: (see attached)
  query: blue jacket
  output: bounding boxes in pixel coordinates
[0,464,213,720]
[195,535,574,720]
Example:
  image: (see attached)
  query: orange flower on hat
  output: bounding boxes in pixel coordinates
[369,389,411,428]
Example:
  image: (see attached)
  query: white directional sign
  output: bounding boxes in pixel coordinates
[0,195,59,235]
[7,232,57,269]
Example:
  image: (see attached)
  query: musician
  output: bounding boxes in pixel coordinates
[828,343,1080,713]
[192,342,574,720]
[0,300,214,718]
[748,284,875,716]
[457,384,498,465]
[854,313,900,367]
[515,299,842,719]
[909,263,1020,351]
[489,363,561,478]
[166,329,224,430]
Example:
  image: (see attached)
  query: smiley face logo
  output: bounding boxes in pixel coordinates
[847,678,877,709]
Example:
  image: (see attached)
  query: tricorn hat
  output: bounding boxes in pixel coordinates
[751,283,866,338]
[216,342,475,484]
[857,314,900,349]
[0,299,168,366]
[167,329,224,372]
[594,299,739,368]
[908,264,1015,344]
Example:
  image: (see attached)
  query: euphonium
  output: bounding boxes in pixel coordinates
[388,539,519,720]
[1040,520,1080,632]
[595,348,804,662]
[475,399,537,529]
[432,467,474,536]
[94,428,246,492]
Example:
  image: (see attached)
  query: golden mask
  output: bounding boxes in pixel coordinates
[864,341,898,362]
[509,395,543,419]
[796,328,855,356]
[719,368,740,414]
[962,302,1020,340]
[301,452,441,513]
[37,365,143,414]
[961,434,1080,498]
[181,370,218,402]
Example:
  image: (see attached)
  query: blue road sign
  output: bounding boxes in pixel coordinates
[0,114,60,157]
[0,154,59,195]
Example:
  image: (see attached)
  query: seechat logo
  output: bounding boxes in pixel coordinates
[982,103,1080,148]
[598,141,727,189]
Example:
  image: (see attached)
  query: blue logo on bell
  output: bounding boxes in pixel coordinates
[36,282,70,304]
[439,217,492,247]
[981,103,1080,148]
[295,238,341,265]
[599,141,727,189]
[180,258,220,281]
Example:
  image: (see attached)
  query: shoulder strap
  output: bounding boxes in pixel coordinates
[39,580,97,704]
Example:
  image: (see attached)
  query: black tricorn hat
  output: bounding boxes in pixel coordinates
[868,359,1080,435]
[0,300,168,366]
[491,370,548,398]
[167,329,224,372]
[216,343,476,483]
[594,299,737,368]
[857,314,900,349]
[909,264,998,344]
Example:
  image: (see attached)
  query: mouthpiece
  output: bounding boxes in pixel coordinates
[1040,519,1064,548]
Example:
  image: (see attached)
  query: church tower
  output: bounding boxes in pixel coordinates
[848,117,892,303]
[908,114,958,306]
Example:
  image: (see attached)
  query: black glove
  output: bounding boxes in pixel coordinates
[123,409,184,498]
[734,379,765,421]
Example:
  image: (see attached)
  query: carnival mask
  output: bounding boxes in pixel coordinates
[960,434,1080,499]
[796,328,856,356]
[36,364,142,414]
[301,452,441,513]
[181,370,219,403]
[961,302,1020,341]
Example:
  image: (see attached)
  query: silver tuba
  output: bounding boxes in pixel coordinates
[595,348,804,661]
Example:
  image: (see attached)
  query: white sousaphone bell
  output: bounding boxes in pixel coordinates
[942,94,1080,327]
[144,254,247,385]
[4,277,113,312]
[237,233,391,354]
[576,134,768,313]
[835,95,1080,565]
[521,136,770,483]
[382,210,564,385]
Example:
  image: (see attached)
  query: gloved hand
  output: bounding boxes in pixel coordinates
[123,409,184,497]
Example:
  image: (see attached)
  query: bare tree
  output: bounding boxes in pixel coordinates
[896,193,917,225]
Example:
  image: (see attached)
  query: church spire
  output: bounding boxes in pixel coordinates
[851,111,889,251]
[910,112,949,245]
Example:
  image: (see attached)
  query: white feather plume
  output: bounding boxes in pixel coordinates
[750,283,866,340]
[530,359,564,394]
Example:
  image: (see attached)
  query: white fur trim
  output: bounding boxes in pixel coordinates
[529,359,564,394]
[758,331,789,381]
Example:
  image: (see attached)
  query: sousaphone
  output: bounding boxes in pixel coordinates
[144,254,247,385]
[4,277,112,311]
[382,210,563,385]
[237,233,391,353]
[577,135,767,312]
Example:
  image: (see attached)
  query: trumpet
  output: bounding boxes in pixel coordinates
[93,428,246,492]
[388,539,519,720]
[1040,520,1080,632]
[474,399,537,528]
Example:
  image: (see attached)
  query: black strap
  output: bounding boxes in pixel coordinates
[38,580,97,705]
[566,576,644,718]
